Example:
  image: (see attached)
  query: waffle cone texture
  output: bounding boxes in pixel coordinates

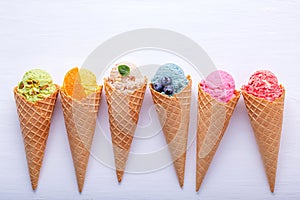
[242,86,285,193]
[196,84,240,192]
[104,79,147,183]
[60,87,102,193]
[149,76,192,188]
[14,85,59,190]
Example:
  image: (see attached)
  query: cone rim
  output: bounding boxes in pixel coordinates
[149,75,192,99]
[241,84,285,103]
[14,84,60,105]
[198,82,241,104]
[60,85,103,102]
[104,77,147,93]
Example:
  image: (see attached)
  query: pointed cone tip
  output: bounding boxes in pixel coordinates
[76,177,85,193]
[196,185,200,192]
[270,185,275,193]
[31,182,37,191]
[116,171,123,183]
[179,184,183,189]
[179,180,184,188]
[78,186,83,193]
[117,176,122,183]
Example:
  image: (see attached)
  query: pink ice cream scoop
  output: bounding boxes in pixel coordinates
[201,70,236,102]
[242,70,283,101]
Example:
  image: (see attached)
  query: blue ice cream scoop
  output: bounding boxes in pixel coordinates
[151,63,188,96]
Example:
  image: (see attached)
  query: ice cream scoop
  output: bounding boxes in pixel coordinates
[79,68,99,95]
[62,67,99,100]
[200,70,235,103]
[107,62,146,92]
[17,69,57,103]
[242,70,283,101]
[151,63,189,96]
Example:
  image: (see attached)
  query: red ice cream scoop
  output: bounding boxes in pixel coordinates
[242,70,283,101]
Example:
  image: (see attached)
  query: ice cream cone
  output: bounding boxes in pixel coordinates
[242,86,285,193]
[60,87,102,192]
[104,79,147,183]
[14,85,59,190]
[196,84,240,192]
[149,76,192,187]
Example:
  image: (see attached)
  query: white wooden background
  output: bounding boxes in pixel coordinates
[0,0,300,199]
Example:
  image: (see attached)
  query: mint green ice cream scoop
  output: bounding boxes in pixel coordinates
[17,69,57,103]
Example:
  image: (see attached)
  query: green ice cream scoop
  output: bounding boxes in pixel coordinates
[17,69,57,103]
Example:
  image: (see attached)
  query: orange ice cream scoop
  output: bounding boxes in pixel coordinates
[62,67,98,100]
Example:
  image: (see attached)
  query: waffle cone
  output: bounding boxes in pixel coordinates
[104,79,147,183]
[14,85,59,190]
[60,87,102,192]
[149,76,192,187]
[196,85,240,192]
[242,86,285,193]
